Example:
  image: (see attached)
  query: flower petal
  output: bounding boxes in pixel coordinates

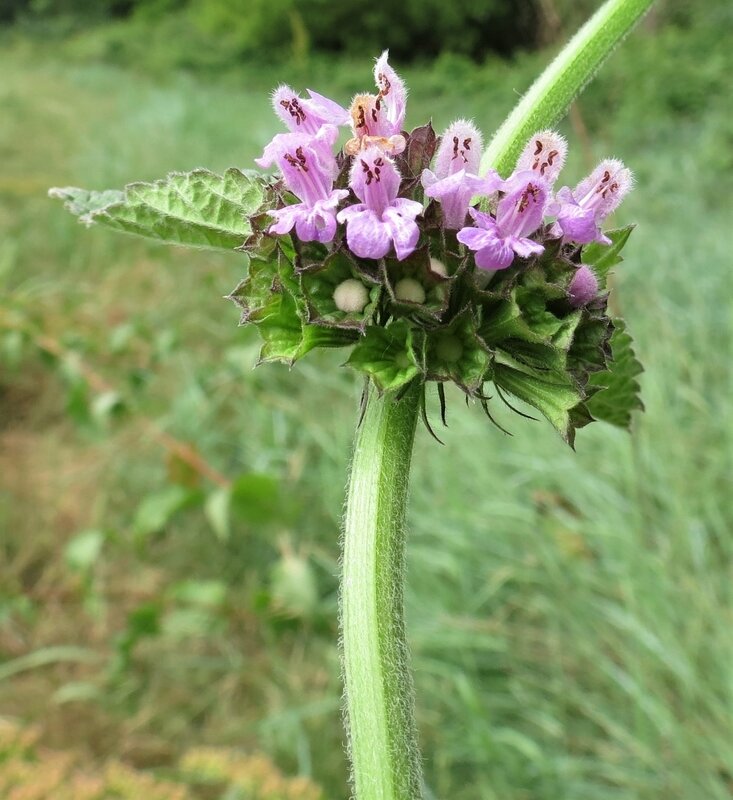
[475,238,515,271]
[383,208,420,260]
[457,224,497,251]
[374,50,407,135]
[511,237,545,259]
[557,202,600,244]
[342,208,392,259]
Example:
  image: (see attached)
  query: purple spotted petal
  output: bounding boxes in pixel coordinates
[433,119,483,179]
[374,51,407,136]
[272,86,349,134]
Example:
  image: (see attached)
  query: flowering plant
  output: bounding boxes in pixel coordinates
[50,1,651,796]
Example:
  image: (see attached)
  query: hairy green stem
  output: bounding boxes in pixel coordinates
[341,383,422,800]
[480,0,654,177]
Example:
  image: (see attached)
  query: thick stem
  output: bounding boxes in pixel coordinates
[341,382,422,800]
[480,0,654,177]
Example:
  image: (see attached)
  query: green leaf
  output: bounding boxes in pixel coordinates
[205,486,231,541]
[169,579,227,608]
[256,289,306,365]
[346,320,423,393]
[228,255,281,324]
[65,529,105,572]
[48,186,124,217]
[229,473,288,525]
[132,485,203,539]
[492,352,585,444]
[581,225,635,286]
[50,168,266,251]
[587,318,644,428]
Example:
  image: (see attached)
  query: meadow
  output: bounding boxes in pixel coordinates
[1,8,732,798]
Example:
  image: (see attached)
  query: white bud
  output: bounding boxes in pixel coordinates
[394,278,426,304]
[333,279,369,313]
[429,257,448,277]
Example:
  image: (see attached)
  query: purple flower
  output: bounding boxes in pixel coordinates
[568,265,599,307]
[515,130,568,186]
[422,119,501,229]
[336,146,422,260]
[551,158,633,245]
[271,85,349,134]
[255,125,349,244]
[456,172,548,270]
[345,51,408,156]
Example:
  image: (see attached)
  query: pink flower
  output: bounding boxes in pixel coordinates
[337,146,422,260]
[422,119,501,229]
[345,51,408,156]
[271,85,349,134]
[515,130,568,186]
[551,159,633,244]
[457,172,548,270]
[256,125,348,244]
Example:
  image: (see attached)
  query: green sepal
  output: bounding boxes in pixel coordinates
[567,312,613,377]
[50,169,267,252]
[346,320,423,393]
[384,245,451,323]
[256,290,305,366]
[426,309,490,394]
[301,251,381,332]
[492,351,586,445]
[586,318,643,428]
[228,255,281,324]
[581,225,635,287]
[480,286,563,345]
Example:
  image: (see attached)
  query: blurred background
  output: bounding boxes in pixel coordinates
[1,0,732,798]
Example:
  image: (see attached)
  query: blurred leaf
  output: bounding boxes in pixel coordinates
[115,602,162,669]
[170,579,227,608]
[229,473,286,526]
[205,486,231,540]
[132,485,203,539]
[64,529,105,572]
[52,681,102,705]
[0,647,99,682]
[270,554,319,620]
[587,319,644,428]
[50,169,265,251]
[91,390,126,424]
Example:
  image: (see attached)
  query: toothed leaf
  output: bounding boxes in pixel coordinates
[587,318,643,428]
[50,169,267,252]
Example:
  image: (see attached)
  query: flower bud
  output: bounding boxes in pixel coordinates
[568,265,599,307]
[429,257,448,277]
[333,279,369,313]
[394,278,426,304]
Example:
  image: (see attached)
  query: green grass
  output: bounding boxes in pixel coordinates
[1,14,732,799]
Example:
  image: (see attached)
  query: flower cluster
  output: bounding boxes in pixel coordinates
[231,53,641,444]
